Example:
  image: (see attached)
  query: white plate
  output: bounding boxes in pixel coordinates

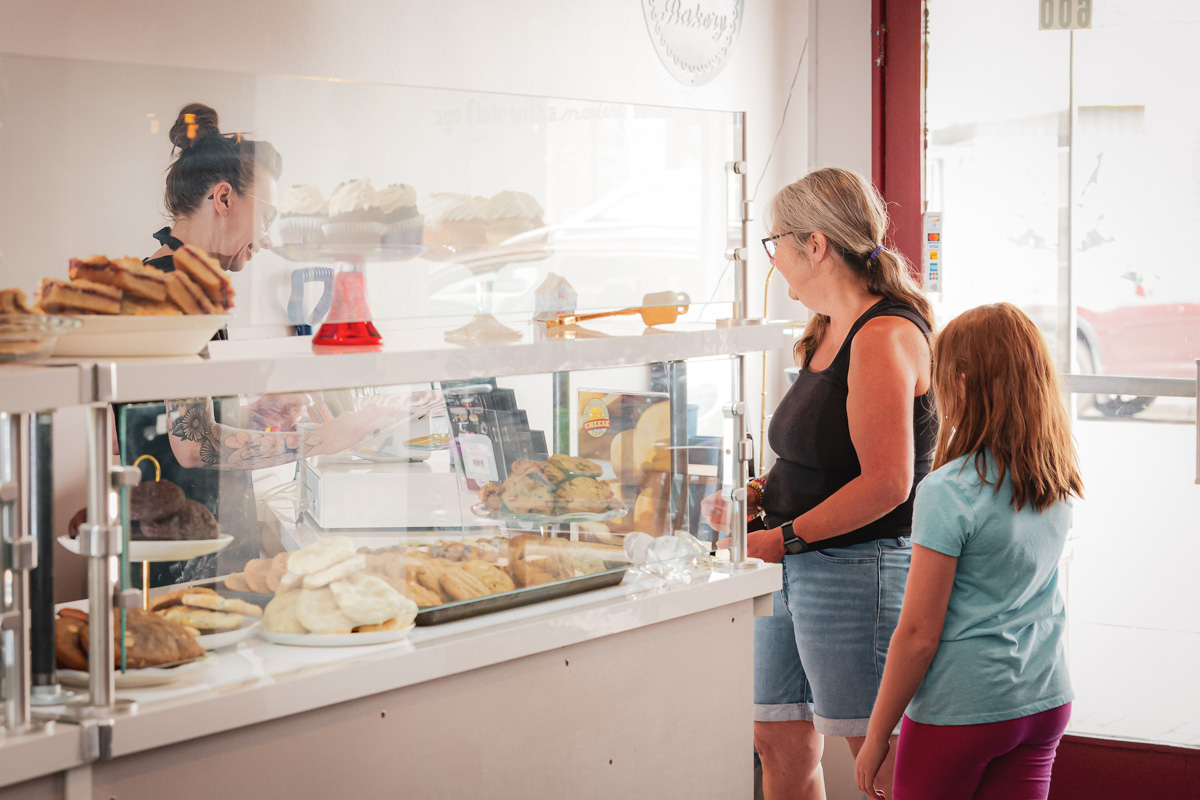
[58,534,233,563]
[259,623,415,647]
[57,661,201,689]
[51,314,230,358]
[196,623,259,651]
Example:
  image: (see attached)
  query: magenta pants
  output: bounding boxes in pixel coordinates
[893,703,1071,800]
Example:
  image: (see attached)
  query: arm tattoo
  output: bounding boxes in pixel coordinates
[167,399,322,469]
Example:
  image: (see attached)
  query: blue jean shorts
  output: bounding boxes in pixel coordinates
[754,537,911,737]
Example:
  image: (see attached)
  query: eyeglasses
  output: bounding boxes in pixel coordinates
[207,190,278,230]
[762,231,799,260]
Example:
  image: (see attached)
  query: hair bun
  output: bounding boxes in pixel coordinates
[169,103,221,151]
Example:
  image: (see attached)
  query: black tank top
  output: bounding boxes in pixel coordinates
[764,298,937,547]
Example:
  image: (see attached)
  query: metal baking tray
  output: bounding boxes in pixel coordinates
[415,567,627,626]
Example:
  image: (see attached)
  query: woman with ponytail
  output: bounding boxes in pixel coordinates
[704,167,936,798]
[144,102,282,276]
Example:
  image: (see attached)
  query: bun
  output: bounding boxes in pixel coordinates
[169,102,221,151]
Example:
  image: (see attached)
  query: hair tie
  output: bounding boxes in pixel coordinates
[869,245,883,262]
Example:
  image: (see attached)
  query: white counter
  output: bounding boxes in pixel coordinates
[0,565,780,799]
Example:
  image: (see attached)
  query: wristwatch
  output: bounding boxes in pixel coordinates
[780,520,811,555]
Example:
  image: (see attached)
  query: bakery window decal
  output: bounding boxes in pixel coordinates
[581,399,612,438]
[641,0,744,87]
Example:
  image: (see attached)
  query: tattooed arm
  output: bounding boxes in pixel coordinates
[166,398,402,470]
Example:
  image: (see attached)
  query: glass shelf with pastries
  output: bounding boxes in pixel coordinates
[97,356,734,664]
[0,52,745,346]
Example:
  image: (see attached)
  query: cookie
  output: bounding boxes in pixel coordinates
[149,585,217,612]
[303,554,367,589]
[477,481,504,511]
[181,592,263,617]
[501,473,556,516]
[460,560,516,594]
[161,606,243,632]
[547,453,603,478]
[439,568,491,602]
[354,618,404,633]
[329,575,416,626]
[129,479,187,522]
[509,534,575,587]
[554,477,615,514]
[295,588,355,634]
[55,616,89,671]
[287,536,355,576]
[263,591,306,634]
[138,499,219,541]
[224,573,251,592]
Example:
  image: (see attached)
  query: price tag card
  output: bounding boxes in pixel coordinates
[1039,0,1092,30]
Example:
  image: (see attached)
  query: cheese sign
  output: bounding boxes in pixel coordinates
[1039,0,1093,30]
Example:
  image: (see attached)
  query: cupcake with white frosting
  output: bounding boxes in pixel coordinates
[423,192,488,245]
[322,179,386,245]
[485,190,545,244]
[378,184,424,246]
[277,185,328,246]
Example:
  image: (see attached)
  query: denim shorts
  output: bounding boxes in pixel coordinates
[754,537,911,737]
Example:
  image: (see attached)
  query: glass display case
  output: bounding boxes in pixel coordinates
[0,52,782,779]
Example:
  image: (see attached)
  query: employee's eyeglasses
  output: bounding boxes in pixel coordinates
[206,191,278,230]
[762,231,798,260]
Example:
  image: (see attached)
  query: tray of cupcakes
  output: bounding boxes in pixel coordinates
[0,245,233,359]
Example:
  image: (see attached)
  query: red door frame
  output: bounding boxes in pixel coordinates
[872,3,1200,795]
[871,0,925,278]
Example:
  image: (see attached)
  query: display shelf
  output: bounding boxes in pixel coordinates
[90,318,793,403]
[0,363,91,414]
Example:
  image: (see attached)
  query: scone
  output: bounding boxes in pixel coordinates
[554,477,615,514]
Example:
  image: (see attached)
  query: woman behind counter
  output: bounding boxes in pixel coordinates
[706,167,936,799]
[855,303,1079,800]
[126,103,400,586]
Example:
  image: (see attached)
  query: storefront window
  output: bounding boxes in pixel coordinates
[928,0,1200,746]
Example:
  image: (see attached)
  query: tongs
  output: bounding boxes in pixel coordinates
[543,291,691,328]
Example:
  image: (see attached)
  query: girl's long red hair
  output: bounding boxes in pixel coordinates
[932,303,1083,512]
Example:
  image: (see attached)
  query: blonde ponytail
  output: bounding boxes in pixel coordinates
[768,168,934,366]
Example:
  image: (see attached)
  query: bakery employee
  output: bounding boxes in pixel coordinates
[144,101,281,341]
[125,104,400,587]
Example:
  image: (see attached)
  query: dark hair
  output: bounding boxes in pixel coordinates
[164,103,282,219]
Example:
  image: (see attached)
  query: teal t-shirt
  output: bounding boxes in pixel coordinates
[907,453,1074,725]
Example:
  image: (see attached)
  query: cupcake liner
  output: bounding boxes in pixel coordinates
[278,216,328,246]
[321,221,386,245]
[424,220,487,245]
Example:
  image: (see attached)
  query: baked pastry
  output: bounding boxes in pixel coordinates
[69,255,168,302]
[547,453,603,479]
[287,536,356,576]
[439,567,490,602]
[460,559,515,594]
[485,190,545,244]
[429,539,500,563]
[324,179,386,244]
[224,572,251,592]
[303,553,368,589]
[354,618,404,633]
[180,592,262,617]
[278,185,329,246]
[173,244,234,310]
[0,288,35,314]
[501,473,556,515]
[328,575,415,626]
[394,579,443,608]
[263,591,306,634]
[55,614,90,671]
[554,476,615,514]
[161,606,243,632]
[378,183,423,246]
[423,192,488,245]
[477,481,504,511]
[165,271,215,315]
[508,534,576,587]
[79,609,205,668]
[148,585,218,612]
[295,587,356,634]
[37,278,122,315]
[138,499,219,541]
[129,479,187,522]
[120,296,184,316]
[243,558,273,594]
